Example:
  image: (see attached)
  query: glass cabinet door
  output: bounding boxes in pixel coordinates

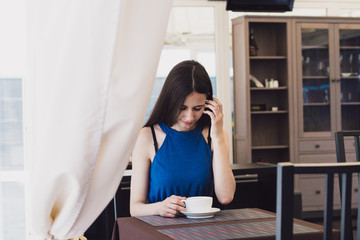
[300,26,331,134]
[338,27,360,130]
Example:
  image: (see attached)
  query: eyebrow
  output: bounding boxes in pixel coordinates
[182,104,205,108]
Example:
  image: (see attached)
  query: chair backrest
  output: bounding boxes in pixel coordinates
[276,162,360,240]
[335,130,360,164]
[334,131,360,240]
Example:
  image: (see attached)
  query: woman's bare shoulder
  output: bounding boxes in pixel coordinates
[137,126,153,143]
[136,124,163,143]
[132,127,154,162]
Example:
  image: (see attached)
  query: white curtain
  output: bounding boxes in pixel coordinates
[25,0,172,239]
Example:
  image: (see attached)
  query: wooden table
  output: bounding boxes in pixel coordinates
[111,208,339,240]
[86,163,278,239]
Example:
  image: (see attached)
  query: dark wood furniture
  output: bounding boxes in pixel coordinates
[335,131,360,164]
[276,162,360,240]
[222,163,277,212]
[111,208,335,240]
[334,130,360,239]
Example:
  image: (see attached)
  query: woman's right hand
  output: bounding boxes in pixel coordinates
[158,195,186,217]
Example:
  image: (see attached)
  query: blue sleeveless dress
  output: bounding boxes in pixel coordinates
[147,122,213,203]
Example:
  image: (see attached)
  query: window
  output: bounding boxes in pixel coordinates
[0,78,25,239]
[4,1,360,239]
[145,6,217,122]
[0,0,26,239]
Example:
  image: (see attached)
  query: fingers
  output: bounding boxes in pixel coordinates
[204,97,223,119]
[212,97,223,110]
[160,195,186,217]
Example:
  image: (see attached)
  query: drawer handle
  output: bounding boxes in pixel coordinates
[314,144,320,149]
[355,188,358,193]
[315,190,321,195]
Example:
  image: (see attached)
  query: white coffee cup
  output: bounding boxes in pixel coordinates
[182,196,213,213]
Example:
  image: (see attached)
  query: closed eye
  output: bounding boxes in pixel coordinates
[181,105,204,111]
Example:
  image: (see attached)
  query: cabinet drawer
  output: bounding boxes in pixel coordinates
[298,153,357,164]
[298,153,337,163]
[299,176,358,211]
[299,139,356,153]
[299,177,340,210]
[299,140,335,152]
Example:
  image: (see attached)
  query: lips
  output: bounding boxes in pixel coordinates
[182,121,193,126]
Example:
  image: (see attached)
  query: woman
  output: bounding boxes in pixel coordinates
[130,60,235,217]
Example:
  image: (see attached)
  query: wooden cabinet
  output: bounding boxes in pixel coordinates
[293,17,360,212]
[294,18,360,138]
[232,16,360,213]
[232,16,294,164]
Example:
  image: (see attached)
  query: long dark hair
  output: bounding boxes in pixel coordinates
[145,60,213,128]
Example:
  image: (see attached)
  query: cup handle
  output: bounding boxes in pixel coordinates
[181,199,186,208]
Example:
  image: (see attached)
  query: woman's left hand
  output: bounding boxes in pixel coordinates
[203,96,224,138]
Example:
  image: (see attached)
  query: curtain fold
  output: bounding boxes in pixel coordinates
[25,1,172,239]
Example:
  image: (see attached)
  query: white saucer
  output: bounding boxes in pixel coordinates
[181,208,220,219]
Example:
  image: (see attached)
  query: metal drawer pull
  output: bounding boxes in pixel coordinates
[315,190,321,194]
[314,144,320,149]
[355,188,358,193]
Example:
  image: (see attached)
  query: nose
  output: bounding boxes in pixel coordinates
[184,109,195,121]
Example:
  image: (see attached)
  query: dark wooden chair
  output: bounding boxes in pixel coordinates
[335,130,360,164]
[276,162,360,240]
[335,130,360,239]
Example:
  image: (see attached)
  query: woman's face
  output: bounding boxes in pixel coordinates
[172,91,207,132]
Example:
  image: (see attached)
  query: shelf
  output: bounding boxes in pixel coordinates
[250,87,287,91]
[341,102,360,105]
[341,76,360,79]
[252,145,289,150]
[302,46,328,49]
[250,56,286,60]
[303,76,329,79]
[233,17,291,164]
[303,103,330,106]
[340,46,360,49]
[251,110,288,114]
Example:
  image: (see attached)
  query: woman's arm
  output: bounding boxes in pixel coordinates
[204,97,236,204]
[211,128,235,204]
[130,127,186,217]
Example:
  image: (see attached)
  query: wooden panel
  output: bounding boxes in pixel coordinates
[299,176,341,210]
[299,175,358,211]
[299,139,356,153]
[232,17,250,164]
[232,16,293,164]
[251,89,289,111]
[249,22,287,56]
[299,153,357,166]
[251,114,289,146]
[299,140,336,152]
[298,153,337,163]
